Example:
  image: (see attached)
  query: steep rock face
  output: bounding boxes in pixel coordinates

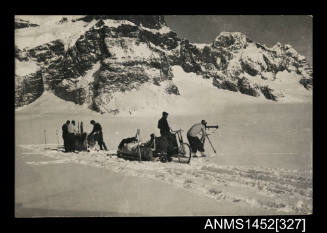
[15,16,181,113]
[213,32,249,50]
[15,16,312,113]
[15,71,44,107]
[183,32,312,100]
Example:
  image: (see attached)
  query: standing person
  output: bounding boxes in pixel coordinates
[157,111,173,162]
[90,120,108,151]
[187,120,207,157]
[67,120,77,152]
[62,120,70,152]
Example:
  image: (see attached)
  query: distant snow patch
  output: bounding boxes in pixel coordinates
[102,19,137,28]
[139,24,171,34]
[192,43,210,49]
[15,59,40,76]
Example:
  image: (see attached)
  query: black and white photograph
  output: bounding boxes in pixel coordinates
[14,15,312,218]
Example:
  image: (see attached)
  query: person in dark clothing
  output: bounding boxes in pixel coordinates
[62,120,70,152]
[158,112,171,136]
[157,112,173,162]
[90,120,108,151]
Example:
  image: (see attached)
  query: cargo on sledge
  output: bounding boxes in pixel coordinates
[117,129,192,163]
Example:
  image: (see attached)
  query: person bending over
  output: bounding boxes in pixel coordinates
[90,120,108,151]
[187,120,207,157]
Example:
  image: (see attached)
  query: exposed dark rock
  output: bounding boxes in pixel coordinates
[260,86,284,101]
[240,60,260,76]
[15,18,39,29]
[213,78,238,92]
[179,40,202,73]
[58,17,68,24]
[299,78,313,90]
[213,32,248,50]
[237,77,260,97]
[15,71,44,107]
[165,83,180,95]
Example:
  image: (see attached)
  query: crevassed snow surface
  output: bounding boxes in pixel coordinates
[18,144,312,215]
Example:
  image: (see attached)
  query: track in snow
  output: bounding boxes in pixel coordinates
[18,144,312,215]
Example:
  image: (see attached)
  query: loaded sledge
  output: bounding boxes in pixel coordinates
[117,129,192,163]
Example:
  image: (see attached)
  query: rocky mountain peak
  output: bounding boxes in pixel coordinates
[213,32,249,50]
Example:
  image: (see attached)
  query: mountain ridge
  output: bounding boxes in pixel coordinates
[15,15,312,114]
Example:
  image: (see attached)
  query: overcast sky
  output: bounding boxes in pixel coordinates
[165,15,312,64]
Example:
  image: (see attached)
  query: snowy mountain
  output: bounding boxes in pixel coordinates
[15,15,312,114]
[15,18,39,29]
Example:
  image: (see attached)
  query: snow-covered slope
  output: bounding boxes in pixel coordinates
[15,91,97,115]
[15,15,92,51]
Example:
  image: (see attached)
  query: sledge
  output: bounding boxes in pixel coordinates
[117,129,192,163]
[117,129,154,161]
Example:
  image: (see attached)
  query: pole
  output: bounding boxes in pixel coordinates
[56,129,59,145]
[44,129,47,145]
[205,133,216,154]
[136,129,142,162]
[80,121,83,134]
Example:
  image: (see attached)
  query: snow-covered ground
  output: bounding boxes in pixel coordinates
[17,143,312,215]
[15,77,312,216]
[15,59,40,76]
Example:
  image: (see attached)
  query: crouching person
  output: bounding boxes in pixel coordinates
[187,120,207,157]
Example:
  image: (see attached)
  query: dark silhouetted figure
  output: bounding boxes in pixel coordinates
[157,111,173,162]
[62,120,70,152]
[90,120,108,151]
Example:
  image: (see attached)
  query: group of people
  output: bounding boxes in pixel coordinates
[158,111,208,161]
[61,120,108,153]
[61,112,210,158]
[61,120,78,152]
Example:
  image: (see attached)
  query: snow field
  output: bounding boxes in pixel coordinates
[19,144,312,214]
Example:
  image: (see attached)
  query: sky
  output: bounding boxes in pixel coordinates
[165,15,312,64]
